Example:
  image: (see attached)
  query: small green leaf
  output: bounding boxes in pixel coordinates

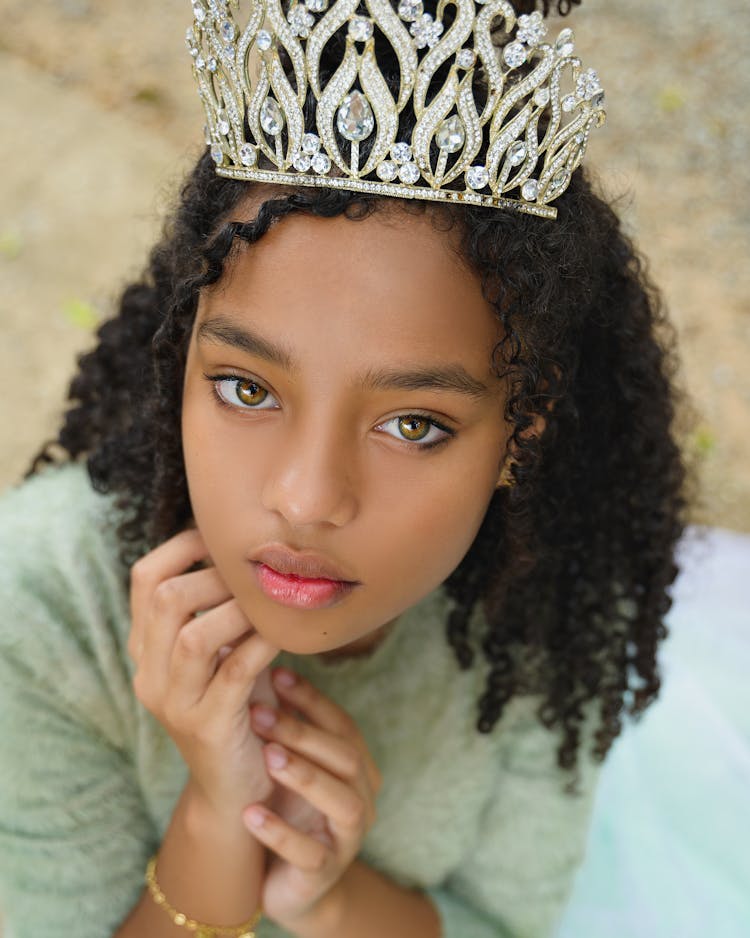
[656,86,685,113]
[692,425,716,457]
[133,86,163,105]
[0,230,24,260]
[62,297,99,330]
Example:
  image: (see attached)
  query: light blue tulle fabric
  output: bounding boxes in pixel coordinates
[555,525,750,938]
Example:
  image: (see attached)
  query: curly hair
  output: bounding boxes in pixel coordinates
[29,0,696,793]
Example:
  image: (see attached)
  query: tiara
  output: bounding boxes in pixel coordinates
[186,0,606,218]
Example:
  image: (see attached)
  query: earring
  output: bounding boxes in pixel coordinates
[496,461,517,489]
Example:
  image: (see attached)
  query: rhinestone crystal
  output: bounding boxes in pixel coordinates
[293,152,313,172]
[211,143,224,165]
[349,17,373,41]
[220,20,235,42]
[289,5,314,37]
[466,166,489,189]
[503,41,527,68]
[516,12,546,46]
[410,13,443,48]
[533,87,550,107]
[307,0,328,9]
[337,91,375,141]
[398,162,420,184]
[377,160,399,181]
[207,56,218,72]
[507,141,526,165]
[456,48,476,69]
[550,170,570,191]
[521,179,539,201]
[239,144,257,166]
[260,98,284,135]
[555,28,575,57]
[217,109,230,135]
[391,142,413,164]
[312,152,331,174]
[576,69,602,101]
[436,115,465,153]
[302,133,321,154]
[193,3,207,23]
[398,0,423,22]
[562,94,577,113]
[256,30,272,50]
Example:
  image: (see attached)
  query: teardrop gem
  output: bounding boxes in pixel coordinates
[260,98,284,135]
[436,115,465,153]
[337,91,375,142]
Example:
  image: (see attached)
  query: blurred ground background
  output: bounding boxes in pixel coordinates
[1,1,749,530]
[0,2,748,935]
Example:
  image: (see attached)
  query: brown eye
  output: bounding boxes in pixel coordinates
[398,416,431,441]
[236,380,268,406]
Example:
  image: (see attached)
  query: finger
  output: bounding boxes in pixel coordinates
[242,804,331,873]
[262,743,373,838]
[199,633,282,720]
[128,530,215,662]
[271,669,383,795]
[165,598,256,711]
[250,705,364,784]
[136,567,234,694]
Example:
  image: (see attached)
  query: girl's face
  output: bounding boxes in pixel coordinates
[182,195,512,657]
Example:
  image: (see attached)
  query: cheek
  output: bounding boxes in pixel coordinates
[378,461,498,584]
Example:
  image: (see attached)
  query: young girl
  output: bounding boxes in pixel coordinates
[0,1,693,936]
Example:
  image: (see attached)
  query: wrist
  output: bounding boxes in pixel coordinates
[184,775,274,837]
[279,872,347,938]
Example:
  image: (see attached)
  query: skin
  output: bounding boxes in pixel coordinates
[129,194,547,933]
[181,193,535,661]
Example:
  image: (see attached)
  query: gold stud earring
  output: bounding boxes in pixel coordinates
[496,461,517,489]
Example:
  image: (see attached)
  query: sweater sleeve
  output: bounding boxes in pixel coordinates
[0,467,158,938]
[423,698,604,938]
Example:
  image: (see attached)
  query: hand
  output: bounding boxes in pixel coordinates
[243,667,383,932]
[128,528,281,822]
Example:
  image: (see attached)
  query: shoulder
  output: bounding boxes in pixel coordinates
[0,460,119,550]
[0,463,133,729]
[0,461,128,617]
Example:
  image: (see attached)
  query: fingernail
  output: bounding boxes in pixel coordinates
[274,668,297,688]
[252,705,277,729]
[245,806,266,829]
[266,744,288,770]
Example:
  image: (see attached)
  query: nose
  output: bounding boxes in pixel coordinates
[260,417,359,529]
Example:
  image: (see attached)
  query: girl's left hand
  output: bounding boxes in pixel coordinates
[244,667,383,932]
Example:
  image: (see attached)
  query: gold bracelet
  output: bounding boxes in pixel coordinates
[145,854,263,938]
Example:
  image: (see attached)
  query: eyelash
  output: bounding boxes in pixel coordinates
[202,373,456,452]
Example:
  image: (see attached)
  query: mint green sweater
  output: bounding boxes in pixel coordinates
[0,464,603,938]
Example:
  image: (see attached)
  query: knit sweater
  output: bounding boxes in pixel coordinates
[0,463,603,938]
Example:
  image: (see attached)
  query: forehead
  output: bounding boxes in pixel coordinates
[198,194,501,371]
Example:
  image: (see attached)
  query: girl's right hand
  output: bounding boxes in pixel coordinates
[127,528,281,822]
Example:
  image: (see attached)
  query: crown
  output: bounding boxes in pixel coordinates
[186,0,606,218]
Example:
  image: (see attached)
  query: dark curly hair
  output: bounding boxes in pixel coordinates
[29,0,696,794]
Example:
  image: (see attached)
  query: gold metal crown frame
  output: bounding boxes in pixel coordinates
[186,0,606,218]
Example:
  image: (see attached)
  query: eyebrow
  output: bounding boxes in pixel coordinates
[197,315,493,401]
[198,317,295,371]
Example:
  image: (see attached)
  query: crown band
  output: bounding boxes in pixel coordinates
[216,165,558,217]
[188,0,606,217]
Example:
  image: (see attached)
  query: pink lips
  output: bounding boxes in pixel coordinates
[250,545,358,610]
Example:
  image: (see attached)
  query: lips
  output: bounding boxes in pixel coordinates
[249,545,358,611]
[250,545,357,584]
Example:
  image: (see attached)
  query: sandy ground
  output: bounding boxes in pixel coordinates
[1,1,748,532]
